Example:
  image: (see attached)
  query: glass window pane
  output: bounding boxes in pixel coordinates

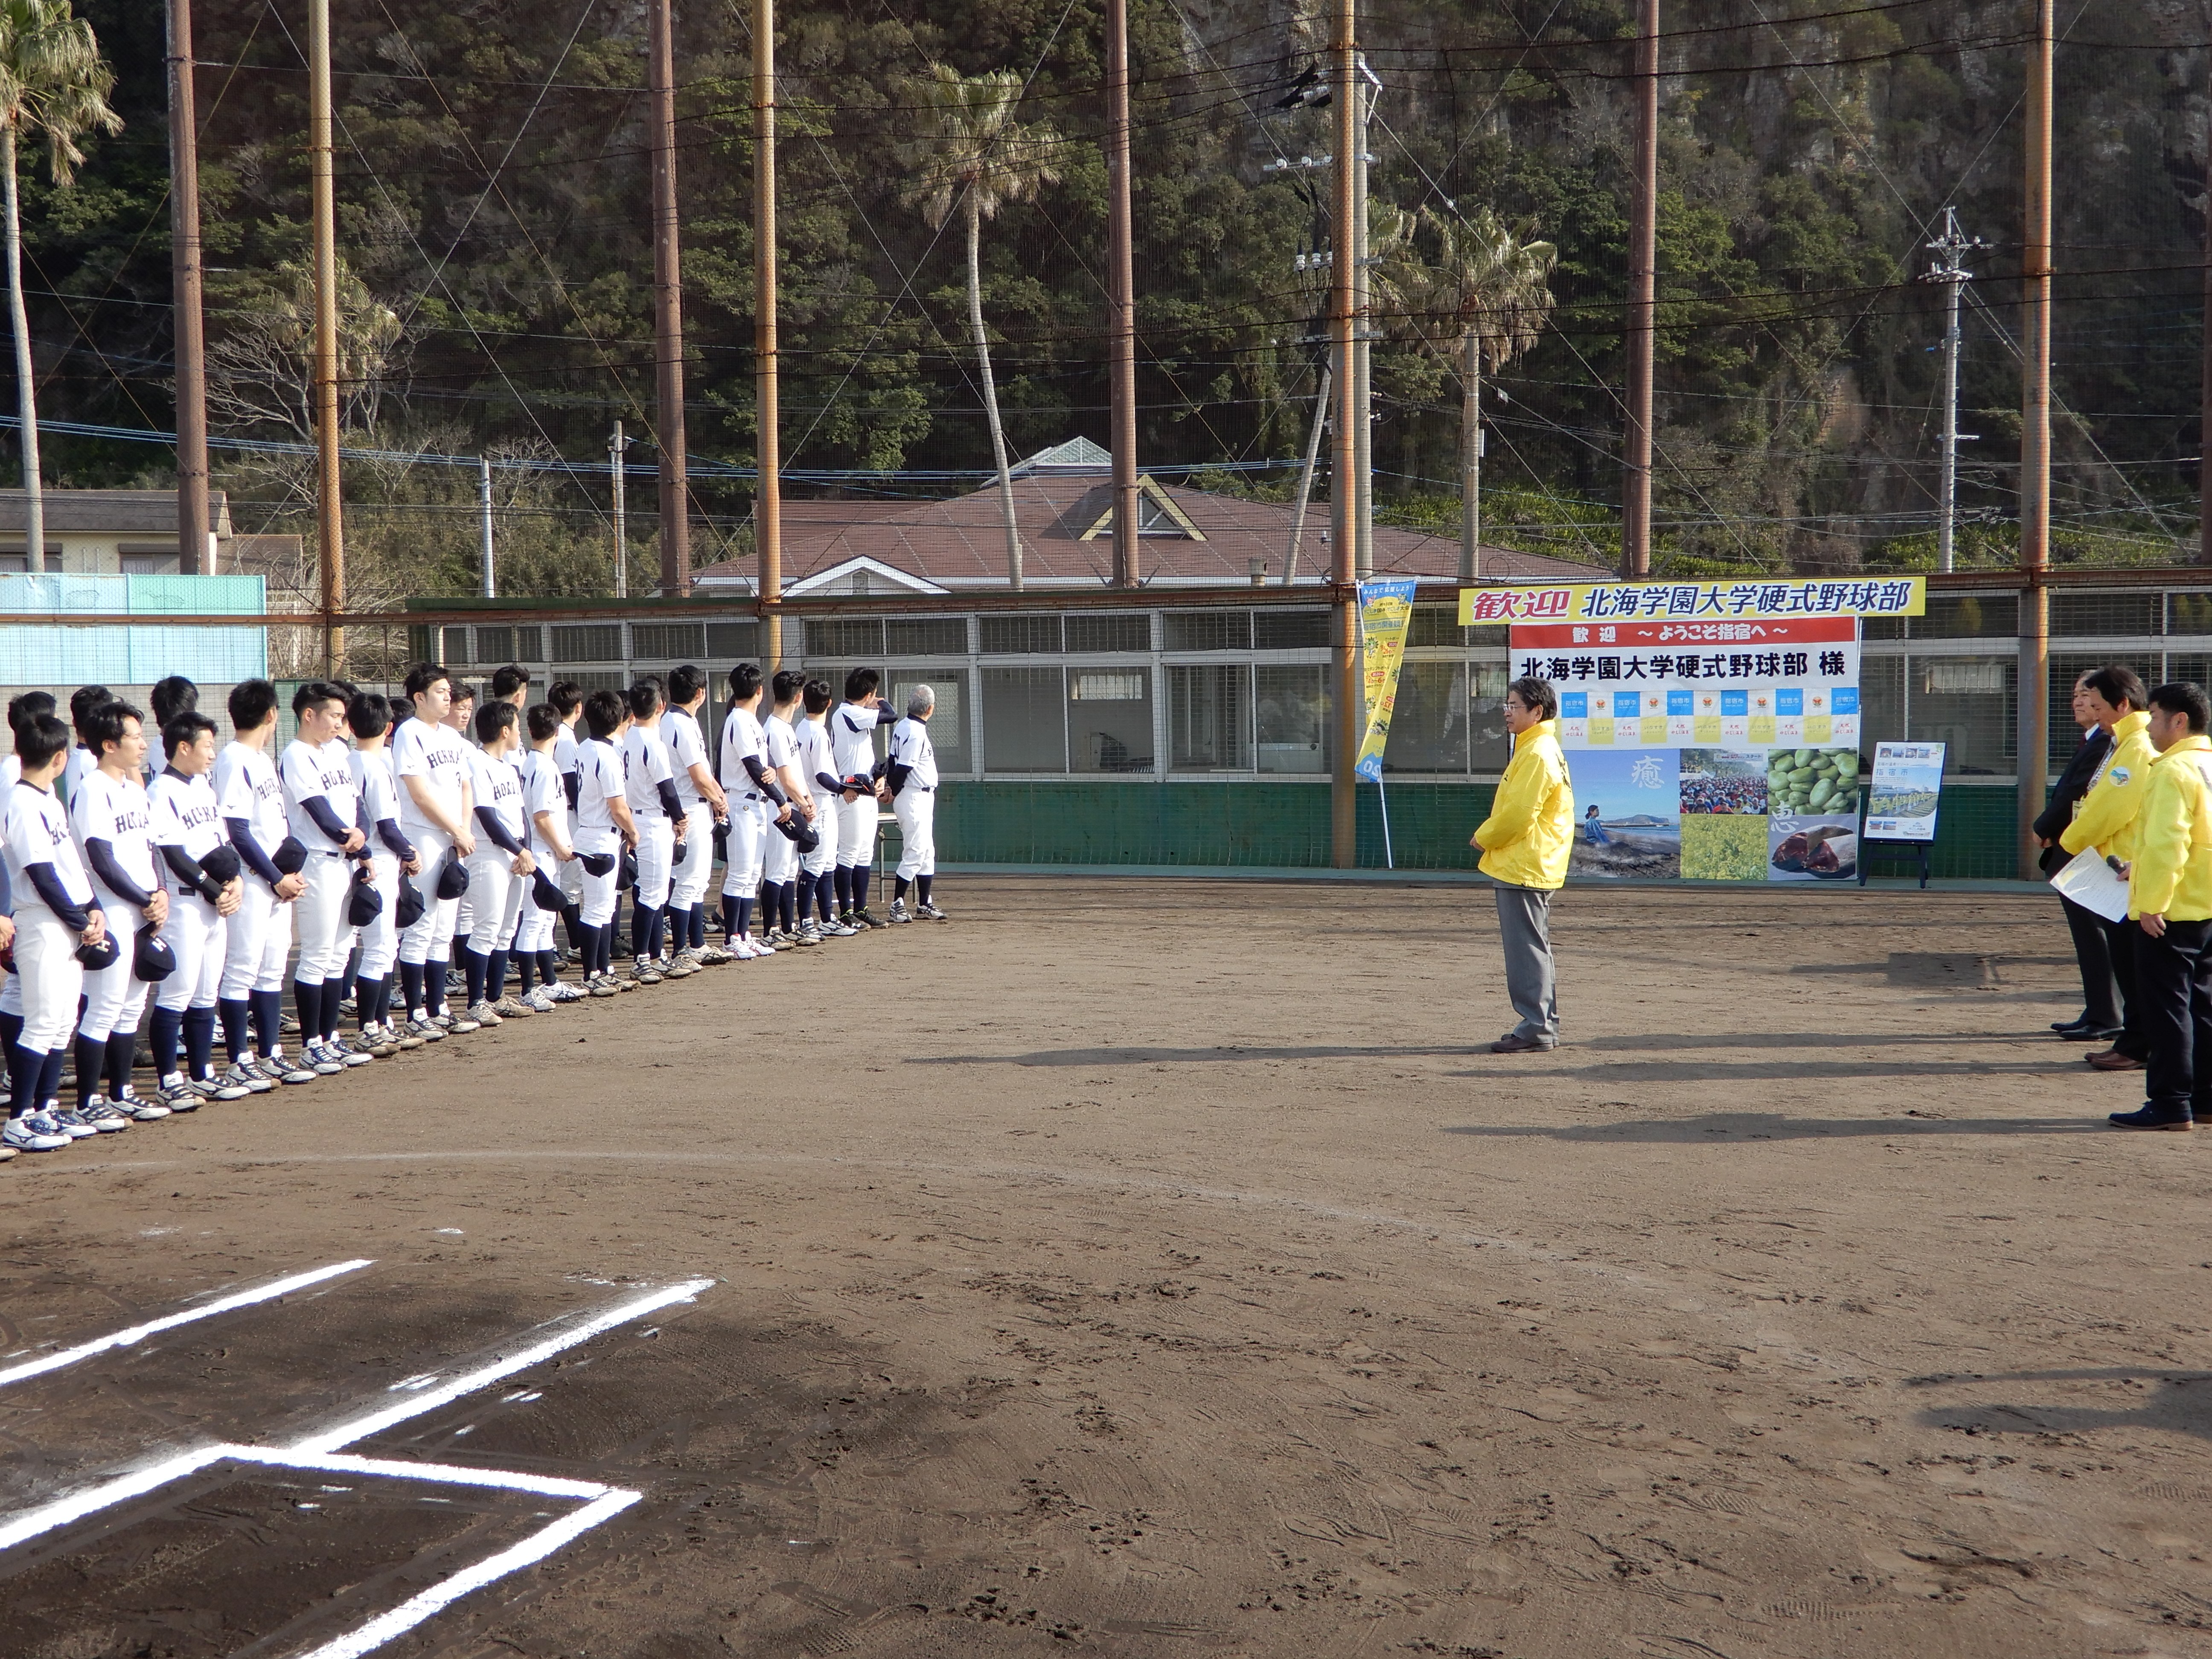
[1859,654,1904,766]
[1409,605,1465,647]
[476,626,514,663]
[1470,658,1513,771]
[550,623,622,662]
[980,614,1062,654]
[706,620,759,660]
[632,621,706,660]
[2052,592,2158,637]
[2171,594,2212,636]
[810,618,885,657]
[1256,665,1328,773]
[982,667,1067,773]
[1164,611,1252,652]
[441,626,473,665]
[1169,664,1250,769]
[889,669,968,774]
[1910,654,2014,774]
[1254,609,1330,650]
[888,616,967,655]
[1069,666,1154,773]
[1912,594,2017,639]
[1385,661,1468,773]
[1066,613,1150,652]
[514,625,544,662]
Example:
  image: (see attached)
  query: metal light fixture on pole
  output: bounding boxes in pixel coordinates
[646,0,691,598]
[308,0,345,672]
[2017,0,2053,881]
[166,0,210,575]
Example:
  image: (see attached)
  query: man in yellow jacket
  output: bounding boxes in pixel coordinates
[2058,665,2154,1071]
[1471,677,1575,1053]
[2112,681,2212,1130]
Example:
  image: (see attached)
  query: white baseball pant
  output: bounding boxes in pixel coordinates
[672,802,713,909]
[574,827,621,927]
[836,790,879,869]
[156,890,226,1013]
[634,814,675,909]
[514,878,559,954]
[398,825,460,965]
[355,852,400,981]
[802,792,838,878]
[79,898,150,1042]
[721,798,768,896]
[764,810,800,884]
[294,854,357,986]
[0,969,19,1017]
[894,788,937,879]
[12,907,85,1051]
[220,877,293,999]
[465,852,525,954]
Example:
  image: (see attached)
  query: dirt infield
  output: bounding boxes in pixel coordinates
[0,876,2206,1658]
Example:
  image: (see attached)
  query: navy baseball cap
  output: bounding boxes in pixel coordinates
[75,930,121,972]
[435,850,470,900]
[132,925,177,984]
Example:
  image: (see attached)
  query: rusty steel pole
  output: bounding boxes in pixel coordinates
[1106,0,1139,589]
[166,0,209,575]
[1622,0,1657,578]
[648,0,692,597]
[1330,0,1359,868]
[308,0,344,669]
[754,0,782,664]
[2017,0,2052,880]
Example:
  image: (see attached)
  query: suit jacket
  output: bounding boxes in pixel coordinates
[2035,726,2113,872]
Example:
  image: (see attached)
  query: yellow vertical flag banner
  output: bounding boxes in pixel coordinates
[1353,578,1418,782]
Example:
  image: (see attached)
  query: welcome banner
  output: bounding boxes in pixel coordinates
[1353,578,1418,783]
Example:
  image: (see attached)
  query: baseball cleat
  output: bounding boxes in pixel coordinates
[114,1087,170,1122]
[3,1112,72,1152]
[888,899,911,924]
[917,902,948,921]
[78,1097,133,1132]
[48,1106,102,1137]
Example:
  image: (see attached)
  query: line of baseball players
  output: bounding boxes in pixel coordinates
[0,659,946,1156]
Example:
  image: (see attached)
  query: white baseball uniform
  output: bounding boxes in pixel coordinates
[392,715,472,965]
[891,716,939,879]
[463,745,527,956]
[214,739,292,999]
[796,714,839,879]
[718,705,770,898]
[830,702,892,871]
[350,746,407,982]
[3,779,93,1052]
[515,748,566,956]
[553,719,584,905]
[622,721,678,914]
[70,766,159,1044]
[150,766,226,1013]
[664,706,714,912]
[762,712,803,885]
[573,736,626,928]
[279,735,361,988]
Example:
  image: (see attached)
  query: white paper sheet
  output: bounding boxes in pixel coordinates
[2050,846,2131,925]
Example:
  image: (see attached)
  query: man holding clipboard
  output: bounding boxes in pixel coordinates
[2058,667,2155,1072]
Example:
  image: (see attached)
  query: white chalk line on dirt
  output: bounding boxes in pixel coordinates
[64,1147,1870,1378]
[0,1277,712,1658]
[0,1259,374,1389]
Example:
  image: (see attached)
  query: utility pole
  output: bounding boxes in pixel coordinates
[1925,207,1984,575]
[478,457,495,599]
[1284,363,1330,584]
[308,0,344,671]
[610,420,629,599]
[1460,330,1482,582]
[646,0,691,597]
[1622,0,1658,579]
[2202,40,2212,566]
[1352,61,1374,580]
[1106,0,1139,588]
[754,0,782,666]
[2017,0,2053,882]
[166,0,209,576]
[1330,0,1359,867]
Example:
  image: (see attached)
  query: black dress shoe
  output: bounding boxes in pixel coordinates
[2053,1013,2094,1034]
[2061,1024,2124,1042]
[1490,1032,1557,1054]
[2110,1105,2192,1131]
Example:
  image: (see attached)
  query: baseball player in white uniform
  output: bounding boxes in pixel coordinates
[149,710,247,1105]
[572,688,638,995]
[0,694,58,1123]
[280,681,370,1074]
[887,685,947,923]
[5,713,108,1150]
[830,669,897,929]
[760,670,817,946]
[549,680,587,958]
[68,700,171,1125]
[460,700,536,1025]
[216,679,314,1086]
[346,692,422,1056]
[61,683,110,806]
[620,677,686,982]
[716,663,789,959]
[392,664,477,1038]
[516,702,582,1009]
[662,665,728,971]
[795,679,853,940]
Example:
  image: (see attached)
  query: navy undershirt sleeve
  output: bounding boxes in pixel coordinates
[302,795,351,845]
[225,816,284,885]
[84,838,155,907]
[656,779,683,822]
[815,771,844,795]
[563,772,581,811]
[474,805,525,855]
[887,762,912,795]
[376,816,416,861]
[23,862,91,930]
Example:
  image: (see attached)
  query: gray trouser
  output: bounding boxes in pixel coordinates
[1493,882,1559,1041]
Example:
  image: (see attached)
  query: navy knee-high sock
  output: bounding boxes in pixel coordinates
[105,1030,137,1097]
[399,961,425,1016]
[817,878,835,922]
[38,1046,67,1109]
[719,893,738,940]
[833,866,852,911]
[184,1008,217,1080]
[320,980,344,1042]
[461,946,488,1009]
[0,1011,20,1055]
[250,987,284,1056]
[151,1007,185,1079]
[535,949,556,988]
[689,904,707,949]
[736,895,755,939]
[780,882,799,934]
[218,996,251,1062]
[562,902,584,952]
[425,956,451,1015]
[487,950,509,1002]
[917,874,933,907]
[356,971,380,1027]
[74,1033,106,1109]
[894,875,911,900]
[853,866,871,909]
[7,1040,41,1116]
[293,978,322,1045]
[796,872,816,927]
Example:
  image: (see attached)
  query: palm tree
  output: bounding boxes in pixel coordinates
[902,64,1060,590]
[1381,207,1555,580]
[0,0,117,573]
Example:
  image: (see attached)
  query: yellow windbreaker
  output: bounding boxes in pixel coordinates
[2060,709,2157,865]
[2129,733,2212,921]
[1475,719,1574,891]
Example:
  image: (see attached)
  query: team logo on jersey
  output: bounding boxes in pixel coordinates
[2109,766,2131,786]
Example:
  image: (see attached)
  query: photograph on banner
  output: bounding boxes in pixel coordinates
[1768,815,1860,882]
[1460,575,1925,626]
[1679,748,1769,881]
[1866,741,1946,841]
[1564,749,1680,879]
[1765,745,1862,816]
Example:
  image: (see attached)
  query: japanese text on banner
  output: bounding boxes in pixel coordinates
[1354,578,1417,783]
[1458,576,1924,626]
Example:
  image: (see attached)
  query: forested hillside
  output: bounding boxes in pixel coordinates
[23,0,2212,592]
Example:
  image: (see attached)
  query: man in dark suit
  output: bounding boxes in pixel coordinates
[2036,669,2119,1038]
